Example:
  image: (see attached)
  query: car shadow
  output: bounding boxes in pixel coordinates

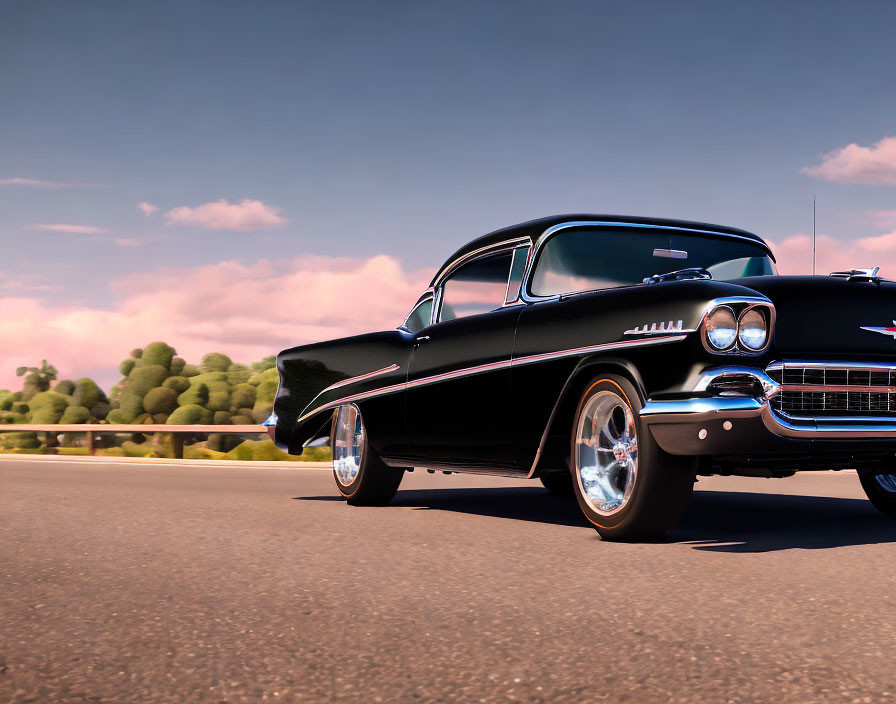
[295,486,896,552]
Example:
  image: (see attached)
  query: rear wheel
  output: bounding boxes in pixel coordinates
[859,471,896,519]
[570,376,695,541]
[331,404,404,505]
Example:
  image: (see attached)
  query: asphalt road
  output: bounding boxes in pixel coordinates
[2,460,896,703]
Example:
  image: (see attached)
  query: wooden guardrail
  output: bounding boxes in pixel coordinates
[0,424,269,458]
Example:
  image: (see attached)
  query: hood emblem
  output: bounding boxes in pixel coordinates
[624,320,691,336]
[860,321,896,339]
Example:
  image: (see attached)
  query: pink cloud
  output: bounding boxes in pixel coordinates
[29,223,107,234]
[802,136,896,185]
[137,202,158,216]
[769,231,896,276]
[870,210,896,229]
[0,255,433,391]
[164,199,287,231]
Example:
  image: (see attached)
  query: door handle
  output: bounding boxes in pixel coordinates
[414,335,431,347]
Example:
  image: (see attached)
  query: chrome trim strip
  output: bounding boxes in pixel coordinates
[321,364,401,394]
[693,366,780,398]
[624,320,694,336]
[520,220,775,304]
[781,384,896,394]
[297,334,688,426]
[513,334,687,367]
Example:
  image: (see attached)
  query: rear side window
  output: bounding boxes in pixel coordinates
[439,250,513,322]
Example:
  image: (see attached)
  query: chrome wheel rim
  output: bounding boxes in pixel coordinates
[875,473,896,493]
[333,404,364,486]
[574,389,638,515]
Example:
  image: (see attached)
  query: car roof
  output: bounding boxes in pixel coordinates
[431,214,771,286]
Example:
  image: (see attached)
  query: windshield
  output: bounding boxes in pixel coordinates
[529,227,776,297]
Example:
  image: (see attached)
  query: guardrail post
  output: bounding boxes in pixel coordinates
[172,433,184,459]
[86,431,95,456]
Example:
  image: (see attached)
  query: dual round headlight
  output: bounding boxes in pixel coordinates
[704,305,769,352]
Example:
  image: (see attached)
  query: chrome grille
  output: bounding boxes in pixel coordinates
[767,362,896,418]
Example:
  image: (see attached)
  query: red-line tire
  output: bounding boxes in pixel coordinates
[331,404,405,506]
[569,375,695,541]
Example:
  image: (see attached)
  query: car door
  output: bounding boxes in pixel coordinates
[405,247,525,472]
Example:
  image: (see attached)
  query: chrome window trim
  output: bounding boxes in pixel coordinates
[520,220,776,303]
[432,236,531,288]
[399,290,435,332]
[434,243,523,323]
[503,244,532,306]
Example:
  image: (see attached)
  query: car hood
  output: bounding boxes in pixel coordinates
[737,275,896,359]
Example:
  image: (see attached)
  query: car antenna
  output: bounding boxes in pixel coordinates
[812,195,816,275]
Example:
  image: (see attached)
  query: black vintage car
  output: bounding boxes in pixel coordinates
[270,214,896,540]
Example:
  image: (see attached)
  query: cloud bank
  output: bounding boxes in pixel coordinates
[803,136,896,185]
[138,202,159,216]
[29,224,107,234]
[164,199,287,231]
[0,255,433,390]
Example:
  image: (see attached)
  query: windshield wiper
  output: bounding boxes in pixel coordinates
[643,268,712,284]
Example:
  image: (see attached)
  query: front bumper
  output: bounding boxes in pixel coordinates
[641,367,896,457]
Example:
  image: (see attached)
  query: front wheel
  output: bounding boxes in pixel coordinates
[331,404,404,505]
[569,376,695,541]
[858,471,896,519]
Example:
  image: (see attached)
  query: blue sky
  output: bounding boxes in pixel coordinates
[1,0,895,384]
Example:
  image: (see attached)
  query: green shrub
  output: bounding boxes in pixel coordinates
[119,359,136,376]
[251,356,276,373]
[167,404,205,424]
[226,363,251,385]
[200,353,232,373]
[143,387,178,415]
[121,440,155,457]
[152,413,169,425]
[213,410,231,425]
[0,391,14,411]
[139,342,176,370]
[60,405,90,424]
[207,391,230,413]
[29,391,71,423]
[251,402,273,423]
[225,439,292,461]
[72,378,105,408]
[1,431,40,449]
[90,402,111,420]
[169,357,186,376]
[163,376,191,393]
[54,380,76,396]
[254,367,279,404]
[231,413,254,425]
[11,402,29,415]
[131,348,143,359]
[230,383,256,409]
[177,382,208,407]
[208,433,243,452]
[181,364,201,378]
[119,364,169,421]
[105,408,129,424]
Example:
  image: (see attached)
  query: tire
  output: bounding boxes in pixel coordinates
[569,375,695,541]
[539,471,574,496]
[331,404,404,506]
[858,471,896,519]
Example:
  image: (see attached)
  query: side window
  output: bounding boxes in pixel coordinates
[504,245,530,304]
[403,298,433,334]
[439,250,513,322]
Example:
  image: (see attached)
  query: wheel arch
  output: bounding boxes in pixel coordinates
[527,356,646,479]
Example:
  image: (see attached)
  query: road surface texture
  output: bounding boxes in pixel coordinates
[2,459,896,703]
